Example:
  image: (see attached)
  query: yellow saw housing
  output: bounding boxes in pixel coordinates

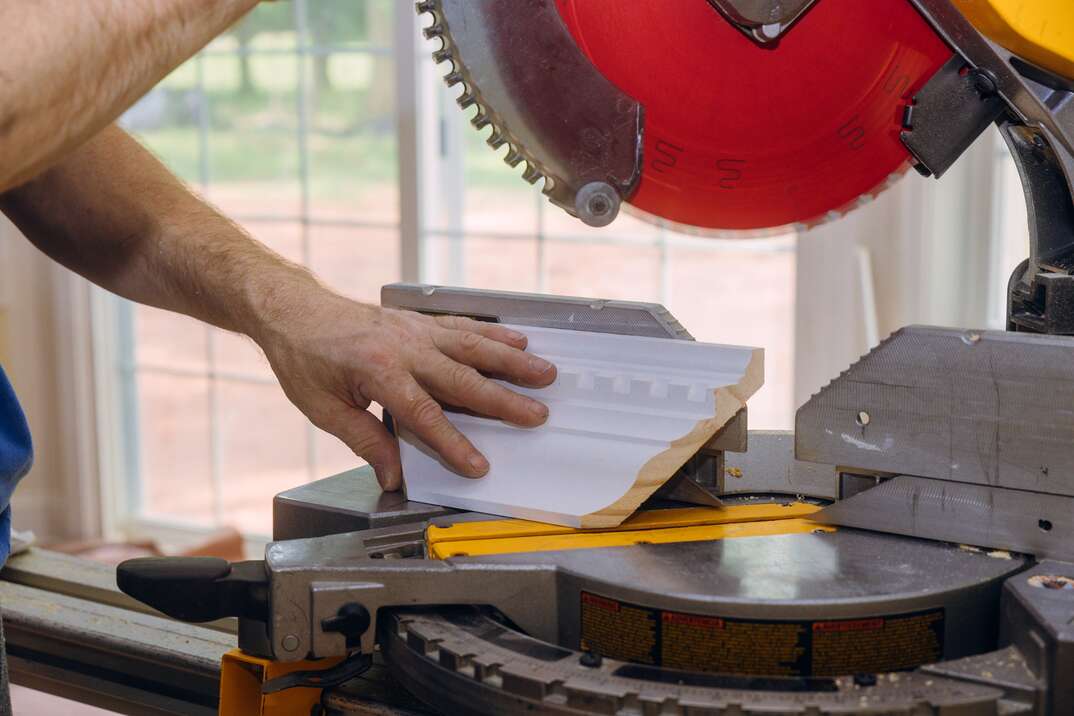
[953,0,1074,79]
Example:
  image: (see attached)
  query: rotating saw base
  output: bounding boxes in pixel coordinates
[452,529,1025,678]
[377,530,1025,715]
[263,444,1064,714]
[380,608,1010,716]
[273,466,1025,677]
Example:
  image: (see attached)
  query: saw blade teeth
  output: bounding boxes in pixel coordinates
[417,3,560,214]
[521,163,542,184]
[504,148,524,167]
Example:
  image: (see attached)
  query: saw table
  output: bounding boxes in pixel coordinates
[65,0,1074,712]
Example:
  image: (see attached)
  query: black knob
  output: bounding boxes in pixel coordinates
[321,603,371,648]
[579,650,603,668]
[117,556,268,622]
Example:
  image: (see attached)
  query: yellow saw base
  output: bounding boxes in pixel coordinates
[426,502,831,559]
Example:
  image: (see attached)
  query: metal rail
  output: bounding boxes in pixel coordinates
[0,549,433,715]
[2,579,227,715]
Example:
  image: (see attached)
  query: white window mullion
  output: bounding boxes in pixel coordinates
[88,289,139,542]
[394,2,425,283]
[433,76,467,285]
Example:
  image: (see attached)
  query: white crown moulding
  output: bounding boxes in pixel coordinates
[398,325,764,528]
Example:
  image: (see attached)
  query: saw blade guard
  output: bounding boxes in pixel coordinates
[418,0,954,234]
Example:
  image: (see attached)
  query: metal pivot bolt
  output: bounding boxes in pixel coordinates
[321,603,372,649]
[968,68,998,98]
[575,182,621,227]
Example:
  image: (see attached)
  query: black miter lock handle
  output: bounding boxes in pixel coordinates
[117,556,269,623]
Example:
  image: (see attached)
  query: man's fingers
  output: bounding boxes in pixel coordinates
[433,315,528,350]
[324,408,403,491]
[416,351,549,428]
[433,328,556,388]
[378,373,489,478]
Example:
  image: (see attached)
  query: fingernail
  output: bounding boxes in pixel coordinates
[373,464,399,491]
[506,330,526,343]
[530,356,553,374]
[468,453,490,476]
[530,400,548,419]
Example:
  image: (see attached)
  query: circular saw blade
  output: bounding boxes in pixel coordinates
[553,0,953,232]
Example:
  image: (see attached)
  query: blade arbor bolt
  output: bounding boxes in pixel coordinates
[575,181,620,228]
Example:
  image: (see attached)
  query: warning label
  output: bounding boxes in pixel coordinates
[579,591,944,676]
[812,611,944,674]
[579,592,657,664]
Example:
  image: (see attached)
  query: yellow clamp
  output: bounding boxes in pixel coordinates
[219,650,344,716]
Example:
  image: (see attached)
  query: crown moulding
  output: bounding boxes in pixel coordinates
[398,325,764,528]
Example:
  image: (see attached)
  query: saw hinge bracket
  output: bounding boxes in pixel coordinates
[900,56,1008,178]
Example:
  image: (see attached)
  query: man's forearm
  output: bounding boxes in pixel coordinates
[0,126,558,488]
[0,125,312,339]
[0,0,259,193]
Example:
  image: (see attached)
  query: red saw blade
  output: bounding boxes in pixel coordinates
[555,0,953,231]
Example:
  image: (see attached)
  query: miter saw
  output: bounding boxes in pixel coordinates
[116,1,1074,714]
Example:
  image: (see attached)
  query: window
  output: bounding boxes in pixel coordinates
[114,1,400,536]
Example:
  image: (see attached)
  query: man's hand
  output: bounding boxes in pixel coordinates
[254,296,556,490]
